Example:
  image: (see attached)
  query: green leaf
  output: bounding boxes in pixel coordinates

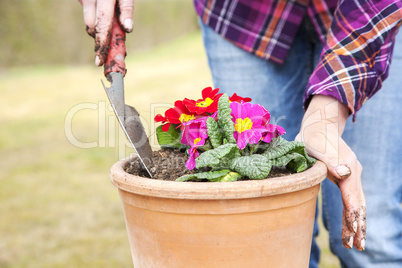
[176,169,232,182]
[262,137,316,173]
[229,154,272,180]
[195,143,240,169]
[206,117,223,148]
[293,147,316,166]
[286,153,309,173]
[263,137,305,160]
[155,125,181,149]
[271,152,307,171]
[197,139,213,152]
[266,136,287,149]
[217,94,236,144]
[270,153,295,167]
[220,172,242,182]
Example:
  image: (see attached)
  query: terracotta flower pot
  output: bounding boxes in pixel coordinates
[110,156,327,268]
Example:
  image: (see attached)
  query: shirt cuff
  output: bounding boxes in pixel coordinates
[303,51,383,121]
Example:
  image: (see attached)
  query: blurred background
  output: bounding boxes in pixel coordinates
[0,0,339,267]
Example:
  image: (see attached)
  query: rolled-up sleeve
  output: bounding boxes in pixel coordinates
[304,0,402,120]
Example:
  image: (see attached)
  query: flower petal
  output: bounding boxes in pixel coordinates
[206,100,219,114]
[247,130,263,145]
[165,107,182,124]
[154,114,166,123]
[230,102,242,120]
[248,104,265,126]
[201,87,213,99]
[174,100,189,112]
[262,124,286,143]
[210,87,220,97]
[229,93,252,103]
[162,123,171,132]
[276,125,286,135]
[262,132,274,143]
[236,132,248,150]
[181,116,209,146]
[261,106,271,125]
[186,147,199,170]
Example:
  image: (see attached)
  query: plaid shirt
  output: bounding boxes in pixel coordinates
[194,0,402,119]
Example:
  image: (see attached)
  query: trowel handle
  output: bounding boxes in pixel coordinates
[104,13,127,77]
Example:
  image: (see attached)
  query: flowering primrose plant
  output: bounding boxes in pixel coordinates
[155,87,316,182]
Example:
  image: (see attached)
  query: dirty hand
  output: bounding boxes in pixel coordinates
[296,95,366,250]
[77,0,134,66]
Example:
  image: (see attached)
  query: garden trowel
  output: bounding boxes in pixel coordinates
[101,15,153,177]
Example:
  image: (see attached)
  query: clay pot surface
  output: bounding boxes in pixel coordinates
[110,156,327,268]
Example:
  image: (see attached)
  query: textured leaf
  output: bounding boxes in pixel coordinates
[263,137,305,160]
[266,136,287,149]
[176,169,232,182]
[198,139,213,152]
[206,117,223,148]
[156,125,181,149]
[217,94,236,144]
[270,153,295,167]
[263,137,316,173]
[293,147,316,166]
[286,153,309,173]
[271,152,307,171]
[229,154,272,180]
[195,143,240,169]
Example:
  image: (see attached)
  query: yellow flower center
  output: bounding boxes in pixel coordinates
[179,113,195,123]
[196,97,213,107]
[235,117,253,134]
[193,137,201,146]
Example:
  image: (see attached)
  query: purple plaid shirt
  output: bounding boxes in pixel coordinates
[194,0,402,119]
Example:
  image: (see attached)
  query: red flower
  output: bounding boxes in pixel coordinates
[155,87,251,132]
[183,87,223,115]
[154,100,195,131]
[229,93,252,103]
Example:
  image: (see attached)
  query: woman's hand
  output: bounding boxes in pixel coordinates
[296,95,366,251]
[77,0,134,66]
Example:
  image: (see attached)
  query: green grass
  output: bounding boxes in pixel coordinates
[0,32,340,267]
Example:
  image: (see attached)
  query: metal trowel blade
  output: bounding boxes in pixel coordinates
[101,72,153,177]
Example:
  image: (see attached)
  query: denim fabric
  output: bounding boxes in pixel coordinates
[200,18,402,268]
[320,31,402,267]
[200,17,322,141]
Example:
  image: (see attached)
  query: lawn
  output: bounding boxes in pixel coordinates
[0,32,339,267]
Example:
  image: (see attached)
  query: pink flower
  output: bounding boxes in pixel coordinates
[186,147,200,170]
[230,102,267,150]
[260,106,286,143]
[181,117,209,146]
[181,116,210,170]
[262,124,286,143]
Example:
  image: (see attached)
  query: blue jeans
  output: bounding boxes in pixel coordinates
[200,19,402,267]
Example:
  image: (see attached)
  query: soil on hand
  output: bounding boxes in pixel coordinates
[125,149,293,181]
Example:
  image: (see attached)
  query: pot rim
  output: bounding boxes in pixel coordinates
[110,155,327,200]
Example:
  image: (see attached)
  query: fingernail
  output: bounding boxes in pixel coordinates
[353,221,357,233]
[124,19,133,32]
[348,236,354,249]
[95,56,101,66]
[336,165,351,178]
[361,239,365,251]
